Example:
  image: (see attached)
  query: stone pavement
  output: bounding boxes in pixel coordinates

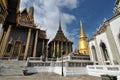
[0,73,101,80]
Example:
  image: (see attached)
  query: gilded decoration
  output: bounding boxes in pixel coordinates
[19,8,34,27]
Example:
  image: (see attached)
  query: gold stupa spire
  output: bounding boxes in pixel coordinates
[80,20,87,38]
[78,20,89,55]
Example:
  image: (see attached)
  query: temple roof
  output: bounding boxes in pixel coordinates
[38,30,48,39]
[52,20,72,43]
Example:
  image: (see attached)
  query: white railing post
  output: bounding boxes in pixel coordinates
[25,57,29,67]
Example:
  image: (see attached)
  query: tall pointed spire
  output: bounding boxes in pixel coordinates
[80,20,87,38]
[58,13,62,31]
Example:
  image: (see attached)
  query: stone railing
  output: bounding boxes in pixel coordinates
[28,57,56,61]
[54,67,88,76]
[87,65,120,77]
[25,57,93,76]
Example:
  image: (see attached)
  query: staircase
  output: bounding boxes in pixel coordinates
[0,60,26,76]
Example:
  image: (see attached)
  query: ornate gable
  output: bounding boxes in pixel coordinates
[18,8,34,27]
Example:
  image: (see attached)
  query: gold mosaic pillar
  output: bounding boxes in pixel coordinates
[33,30,38,57]
[61,42,63,57]
[69,43,71,52]
[0,32,6,54]
[66,42,68,55]
[53,41,55,55]
[0,25,12,57]
[24,28,31,60]
[42,40,45,56]
[57,41,59,57]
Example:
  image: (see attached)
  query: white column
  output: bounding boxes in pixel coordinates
[95,38,104,65]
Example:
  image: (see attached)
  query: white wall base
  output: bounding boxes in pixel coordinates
[27,67,88,76]
[87,65,120,77]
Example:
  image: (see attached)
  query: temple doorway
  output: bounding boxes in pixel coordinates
[100,42,110,61]
[91,45,98,61]
[12,39,22,59]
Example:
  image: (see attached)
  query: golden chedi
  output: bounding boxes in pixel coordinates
[78,20,89,55]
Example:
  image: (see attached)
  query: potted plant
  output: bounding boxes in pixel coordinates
[101,74,117,80]
[23,66,28,75]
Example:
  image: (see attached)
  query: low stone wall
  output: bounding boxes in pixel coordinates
[64,67,87,76]
[27,67,50,73]
[26,66,88,76]
[87,65,120,77]
[26,57,92,76]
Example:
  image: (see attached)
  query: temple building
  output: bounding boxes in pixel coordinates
[0,0,48,60]
[78,21,89,55]
[0,0,8,40]
[89,0,120,65]
[48,20,73,58]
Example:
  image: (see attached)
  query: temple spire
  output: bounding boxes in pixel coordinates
[58,14,62,31]
[78,20,89,55]
[80,20,87,38]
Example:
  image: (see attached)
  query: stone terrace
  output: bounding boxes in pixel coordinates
[0,73,101,80]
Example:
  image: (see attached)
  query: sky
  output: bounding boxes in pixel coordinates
[20,0,115,50]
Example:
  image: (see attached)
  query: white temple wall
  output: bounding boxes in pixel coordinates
[27,66,88,76]
[109,15,120,56]
[89,40,100,64]
[95,32,114,65]
[88,40,95,61]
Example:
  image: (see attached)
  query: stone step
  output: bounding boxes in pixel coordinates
[0,60,26,76]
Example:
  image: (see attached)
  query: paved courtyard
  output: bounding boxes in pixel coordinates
[0,73,101,80]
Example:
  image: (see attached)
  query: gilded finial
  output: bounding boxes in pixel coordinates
[29,6,34,20]
[80,20,87,38]
[58,13,62,31]
[80,20,82,28]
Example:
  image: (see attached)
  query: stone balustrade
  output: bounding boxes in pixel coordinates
[26,57,93,76]
[87,65,120,77]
